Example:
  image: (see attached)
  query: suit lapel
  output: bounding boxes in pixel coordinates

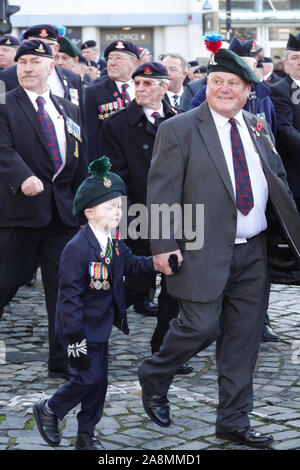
[15,86,52,157]
[196,103,235,204]
[50,92,74,168]
[83,224,114,278]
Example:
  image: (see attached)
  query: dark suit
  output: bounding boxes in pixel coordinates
[101,98,179,353]
[48,224,154,435]
[0,86,87,370]
[138,102,300,432]
[270,74,300,210]
[84,76,128,161]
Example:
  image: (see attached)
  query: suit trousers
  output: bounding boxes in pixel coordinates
[124,238,179,354]
[48,342,108,436]
[0,208,79,370]
[138,233,267,431]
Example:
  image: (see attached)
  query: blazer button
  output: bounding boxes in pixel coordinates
[143,144,149,150]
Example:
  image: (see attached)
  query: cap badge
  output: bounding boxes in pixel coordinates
[144,67,152,75]
[5,39,11,45]
[39,29,49,38]
[103,177,112,188]
[116,41,125,49]
[35,43,45,54]
[209,53,218,66]
[250,41,257,54]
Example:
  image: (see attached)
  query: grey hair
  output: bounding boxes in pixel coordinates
[163,53,188,72]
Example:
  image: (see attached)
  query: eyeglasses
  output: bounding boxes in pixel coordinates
[134,79,162,88]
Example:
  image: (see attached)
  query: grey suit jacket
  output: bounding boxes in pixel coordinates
[147,101,300,302]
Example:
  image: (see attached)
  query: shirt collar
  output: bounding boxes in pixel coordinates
[143,103,164,120]
[167,86,184,98]
[209,106,244,129]
[290,75,300,88]
[24,86,51,106]
[88,222,112,251]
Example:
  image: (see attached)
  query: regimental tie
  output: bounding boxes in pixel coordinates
[36,96,63,174]
[229,117,254,216]
[151,112,161,127]
[121,83,131,106]
[173,94,180,108]
[100,239,113,265]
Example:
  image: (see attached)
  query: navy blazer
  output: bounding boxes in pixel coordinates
[55,224,154,345]
[0,86,87,228]
[84,76,126,161]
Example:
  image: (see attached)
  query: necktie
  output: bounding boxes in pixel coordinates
[229,117,254,216]
[151,112,161,127]
[36,96,63,174]
[121,83,131,106]
[173,94,180,107]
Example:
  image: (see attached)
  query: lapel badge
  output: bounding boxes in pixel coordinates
[74,141,79,158]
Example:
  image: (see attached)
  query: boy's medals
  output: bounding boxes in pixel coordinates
[101,280,110,290]
[89,262,102,290]
[94,279,102,290]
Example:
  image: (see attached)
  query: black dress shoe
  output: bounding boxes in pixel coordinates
[140,383,171,427]
[133,300,158,316]
[176,362,194,375]
[33,399,61,447]
[216,427,274,448]
[75,433,105,450]
[262,324,279,342]
[48,365,77,380]
[25,270,37,287]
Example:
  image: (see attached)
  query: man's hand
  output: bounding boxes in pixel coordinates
[21,176,44,197]
[153,249,183,275]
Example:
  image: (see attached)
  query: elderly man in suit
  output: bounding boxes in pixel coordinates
[270,34,300,214]
[0,40,87,378]
[138,39,300,448]
[84,40,139,161]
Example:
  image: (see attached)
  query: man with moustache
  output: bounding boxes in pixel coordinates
[0,40,87,379]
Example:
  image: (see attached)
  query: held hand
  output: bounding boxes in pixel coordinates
[21,176,44,197]
[153,249,183,275]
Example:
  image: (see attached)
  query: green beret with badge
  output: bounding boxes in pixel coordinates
[73,156,126,217]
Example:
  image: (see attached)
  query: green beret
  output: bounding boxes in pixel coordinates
[73,156,126,217]
[58,36,81,58]
[204,34,259,84]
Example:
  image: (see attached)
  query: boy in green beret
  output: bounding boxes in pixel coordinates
[33,156,155,450]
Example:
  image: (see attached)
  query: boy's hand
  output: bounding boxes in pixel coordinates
[67,334,90,370]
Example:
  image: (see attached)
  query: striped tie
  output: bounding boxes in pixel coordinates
[229,117,254,216]
[151,112,161,127]
[121,83,131,107]
[36,96,63,174]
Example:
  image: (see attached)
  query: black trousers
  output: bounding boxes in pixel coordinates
[138,233,267,431]
[0,211,79,370]
[124,238,179,354]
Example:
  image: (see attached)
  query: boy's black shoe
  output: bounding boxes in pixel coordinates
[75,433,105,450]
[33,399,61,447]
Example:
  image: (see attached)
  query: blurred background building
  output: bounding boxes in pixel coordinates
[5,0,300,62]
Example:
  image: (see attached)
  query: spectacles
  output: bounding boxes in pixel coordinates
[134,79,162,88]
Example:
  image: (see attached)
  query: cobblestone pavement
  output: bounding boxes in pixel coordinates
[0,273,299,451]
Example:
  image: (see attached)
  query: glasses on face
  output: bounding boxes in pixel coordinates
[134,79,161,88]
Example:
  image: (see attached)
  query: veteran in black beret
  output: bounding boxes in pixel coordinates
[0,35,20,70]
[84,40,139,160]
[270,33,300,213]
[137,34,300,448]
[101,61,193,373]
[81,39,107,75]
[0,38,87,378]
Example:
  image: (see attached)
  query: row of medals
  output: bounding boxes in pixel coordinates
[90,278,110,291]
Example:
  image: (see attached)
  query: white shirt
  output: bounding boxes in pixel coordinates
[88,223,112,253]
[209,107,269,240]
[167,87,184,107]
[290,76,300,88]
[47,68,65,98]
[143,103,164,124]
[24,87,67,181]
[115,79,135,101]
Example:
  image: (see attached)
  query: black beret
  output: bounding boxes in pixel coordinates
[286,34,300,51]
[14,39,53,62]
[81,40,97,50]
[132,61,168,80]
[0,35,20,47]
[194,65,207,74]
[104,40,140,60]
[188,60,199,67]
[256,60,263,69]
[23,24,58,42]
[58,36,81,58]
[261,57,273,63]
[73,156,125,217]
[229,36,256,57]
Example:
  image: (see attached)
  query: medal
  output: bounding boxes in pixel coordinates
[74,141,79,158]
[94,279,102,290]
[101,280,110,290]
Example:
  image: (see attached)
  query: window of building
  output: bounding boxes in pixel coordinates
[269,26,300,40]
[219,1,297,10]
[219,27,257,41]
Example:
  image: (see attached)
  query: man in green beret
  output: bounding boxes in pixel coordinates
[138,41,300,448]
[55,36,81,73]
